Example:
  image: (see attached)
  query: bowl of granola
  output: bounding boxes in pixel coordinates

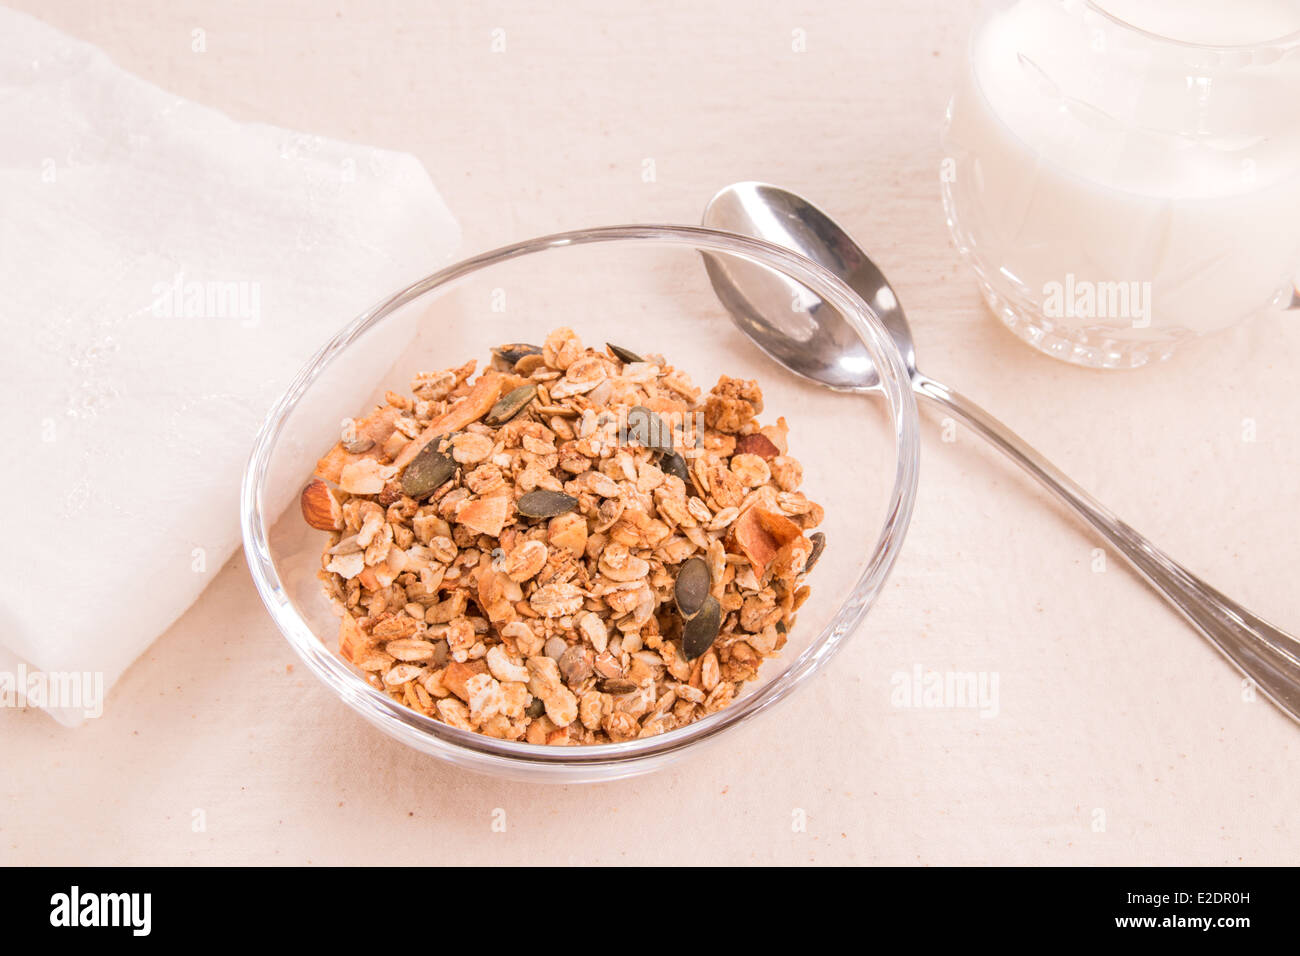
[242,225,919,781]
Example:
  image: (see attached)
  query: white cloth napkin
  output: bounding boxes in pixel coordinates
[0,8,460,724]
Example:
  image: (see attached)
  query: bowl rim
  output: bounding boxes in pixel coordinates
[240,224,920,774]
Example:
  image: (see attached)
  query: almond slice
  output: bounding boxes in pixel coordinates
[393,370,503,471]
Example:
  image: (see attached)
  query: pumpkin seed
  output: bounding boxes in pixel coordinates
[491,343,542,367]
[805,531,827,574]
[525,697,546,719]
[626,405,673,456]
[674,556,712,619]
[516,489,578,518]
[400,440,455,499]
[606,343,644,364]
[681,594,722,661]
[660,449,689,482]
[485,384,537,425]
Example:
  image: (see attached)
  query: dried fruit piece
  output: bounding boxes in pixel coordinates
[485,384,537,425]
[300,479,344,531]
[731,505,807,580]
[674,556,712,618]
[547,511,587,555]
[400,441,455,499]
[682,594,722,661]
[456,494,511,537]
[735,432,781,460]
[517,489,578,518]
[338,613,371,665]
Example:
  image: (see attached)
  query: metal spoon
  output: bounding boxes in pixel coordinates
[703,180,1300,722]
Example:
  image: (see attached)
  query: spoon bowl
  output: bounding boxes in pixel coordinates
[702,180,1300,725]
[703,181,915,391]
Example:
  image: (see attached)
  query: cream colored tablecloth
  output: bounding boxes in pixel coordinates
[4,0,1298,866]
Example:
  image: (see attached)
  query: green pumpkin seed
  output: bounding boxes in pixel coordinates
[681,594,722,661]
[674,556,712,619]
[626,405,673,456]
[485,384,537,425]
[805,532,826,574]
[491,343,542,367]
[516,489,578,518]
[401,441,455,499]
[525,697,546,719]
[660,450,689,482]
[606,343,644,364]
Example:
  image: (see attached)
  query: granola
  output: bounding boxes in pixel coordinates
[301,328,826,745]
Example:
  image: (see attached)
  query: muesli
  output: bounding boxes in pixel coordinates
[301,328,826,744]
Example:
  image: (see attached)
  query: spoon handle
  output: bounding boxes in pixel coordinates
[913,373,1300,722]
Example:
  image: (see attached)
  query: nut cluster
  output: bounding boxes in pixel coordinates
[301,328,825,745]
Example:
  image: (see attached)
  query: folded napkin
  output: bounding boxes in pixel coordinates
[0,8,460,724]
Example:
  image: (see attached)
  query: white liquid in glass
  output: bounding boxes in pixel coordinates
[943,0,1300,364]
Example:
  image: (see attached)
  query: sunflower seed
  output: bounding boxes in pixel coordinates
[805,531,826,574]
[485,384,537,425]
[626,405,673,456]
[491,343,542,367]
[517,489,578,518]
[536,403,579,419]
[681,594,722,660]
[599,678,639,695]
[342,437,375,454]
[674,556,712,618]
[515,353,546,375]
[661,449,689,482]
[606,343,644,364]
[400,440,455,499]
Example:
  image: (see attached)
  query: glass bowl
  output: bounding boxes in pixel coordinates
[241,225,919,782]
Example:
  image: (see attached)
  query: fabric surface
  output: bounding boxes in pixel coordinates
[0,7,460,723]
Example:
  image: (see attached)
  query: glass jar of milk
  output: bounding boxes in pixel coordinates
[942,0,1300,368]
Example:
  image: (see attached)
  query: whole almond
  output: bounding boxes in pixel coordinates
[300,479,344,531]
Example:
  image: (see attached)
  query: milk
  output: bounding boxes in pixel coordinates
[942,0,1300,365]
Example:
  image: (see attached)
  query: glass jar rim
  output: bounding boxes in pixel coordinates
[240,224,921,776]
[1084,0,1300,52]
